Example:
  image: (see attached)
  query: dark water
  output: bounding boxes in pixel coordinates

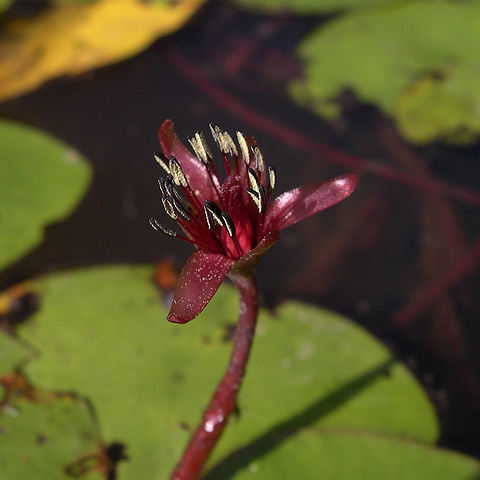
[1,1,479,461]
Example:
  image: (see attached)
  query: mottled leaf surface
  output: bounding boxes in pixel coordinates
[0,332,31,376]
[291,1,480,144]
[0,398,103,480]
[0,120,91,270]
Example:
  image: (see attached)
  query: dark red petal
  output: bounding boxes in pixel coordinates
[167,250,235,324]
[159,120,219,202]
[264,173,358,232]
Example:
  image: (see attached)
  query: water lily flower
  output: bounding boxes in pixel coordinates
[150,120,357,324]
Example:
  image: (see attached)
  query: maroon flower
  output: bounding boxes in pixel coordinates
[150,120,357,324]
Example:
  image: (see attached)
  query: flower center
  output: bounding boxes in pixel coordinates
[150,124,277,260]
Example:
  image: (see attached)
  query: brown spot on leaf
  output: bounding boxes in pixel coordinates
[153,260,178,292]
[178,421,191,432]
[0,372,36,403]
[152,260,180,310]
[36,433,48,444]
[0,282,40,333]
[65,441,127,479]
[65,451,100,478]
[222,323,236,342]
[171,371,185,383]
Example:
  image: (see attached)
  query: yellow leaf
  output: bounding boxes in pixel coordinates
[0,0,205,101]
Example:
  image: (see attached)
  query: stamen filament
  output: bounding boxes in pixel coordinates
[204,162,223,206]
[232,236,243,257]
[222,153,231,177]
[176,217,225,253]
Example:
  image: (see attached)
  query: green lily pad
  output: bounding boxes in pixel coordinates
[205,430,480,479]
[0,0,14,14]
[16,265,442,478]
[0,328,102,478]
[0,325,32,400]
[0,120,91,270]
[218,300,438,457]
[231,0,391,14]
[0,332,31,375]
[291,0,480,144]
[0,398,104,480]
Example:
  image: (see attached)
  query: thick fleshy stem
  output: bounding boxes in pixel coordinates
[170,273,259,480]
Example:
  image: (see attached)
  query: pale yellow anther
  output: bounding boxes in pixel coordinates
[268,166,276,190]
[154,153,171,174]
[198,131,212,160]
[169,157,188,188]
[223,131,238,156]
[217,130,230,154]
[247,188,262,212]
[252,145,264,172]
[194,133,208,163]
[210,209,223,226]
[188,136,202,162]
[209,123,220,143]
[247,168,260,192]
[236,131,250,165]
[162,197,177,220]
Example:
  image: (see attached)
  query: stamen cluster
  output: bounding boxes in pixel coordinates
[150,124,276,260]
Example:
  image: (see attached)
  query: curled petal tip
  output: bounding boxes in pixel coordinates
[158,120,174,148]
[158,119,219,202]
[158,118,174,136]
[167,312,188,324]
[337,172,358,195]
[166,251,235,325]
[264,172,358,232]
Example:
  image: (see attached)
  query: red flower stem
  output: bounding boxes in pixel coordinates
[170,273,259,480]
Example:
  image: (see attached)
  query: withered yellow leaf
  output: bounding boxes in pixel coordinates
[0,0,205,101]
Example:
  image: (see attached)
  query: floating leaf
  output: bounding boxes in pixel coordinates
[206,430,480,479]
[291,0,480,144]
[0,398,104,480]
[0,0,14,14]
[396,73,480,145]
[0,120,91,270]
[0,0,205,101]
[0,328,32,402]
[231,0,391,14]
[17,266,442,478]
[0,332,31,376]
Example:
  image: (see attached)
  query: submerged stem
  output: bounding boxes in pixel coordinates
[170,273,259,480]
